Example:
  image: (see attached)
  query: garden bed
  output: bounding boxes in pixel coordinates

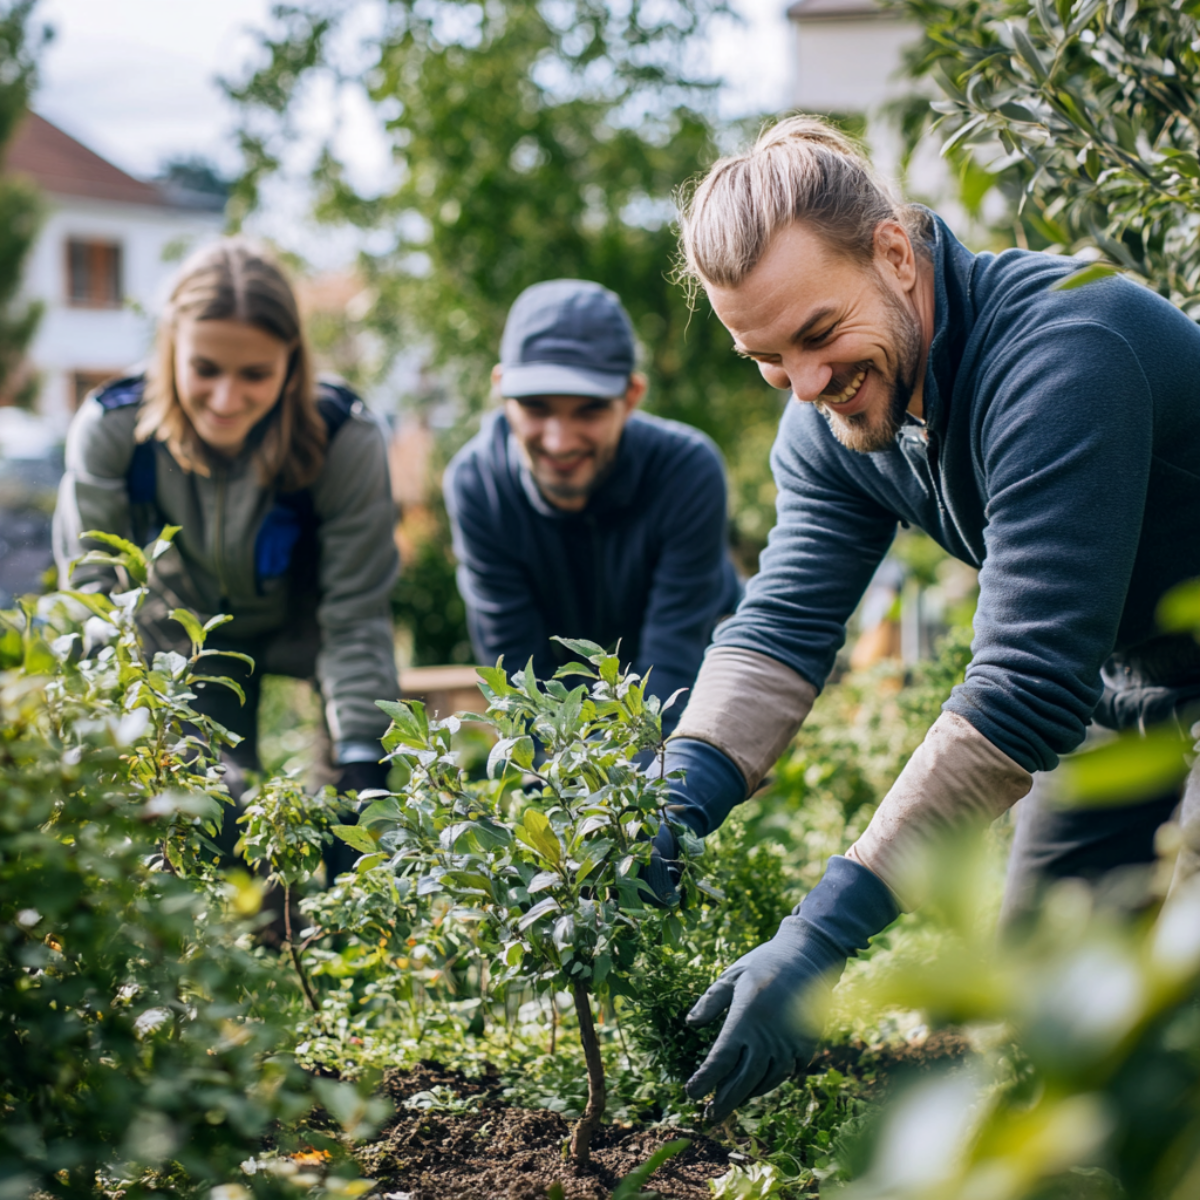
[352,1062,730,1199]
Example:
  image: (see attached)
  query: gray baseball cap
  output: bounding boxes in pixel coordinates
[497,279,635,399]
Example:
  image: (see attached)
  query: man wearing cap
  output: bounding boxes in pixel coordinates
[444,279,741,738]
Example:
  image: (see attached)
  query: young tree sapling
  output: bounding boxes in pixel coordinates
[332,638,712,1165]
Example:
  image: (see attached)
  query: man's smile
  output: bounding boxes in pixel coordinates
[817,363,872,416]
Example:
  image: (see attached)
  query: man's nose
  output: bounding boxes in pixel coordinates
[786,354,834,405]
[541,417,579,454]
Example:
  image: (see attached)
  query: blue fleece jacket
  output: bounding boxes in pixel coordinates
[714,214,1200,774]
[445,410,741,732]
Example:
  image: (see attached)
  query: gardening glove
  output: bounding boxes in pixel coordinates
[642,738,747,905]
[685,855,899,1122]
[334,759,390,799]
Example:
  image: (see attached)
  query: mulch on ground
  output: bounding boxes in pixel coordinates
[352,1061,729,1200]
[349,1032,974,1199]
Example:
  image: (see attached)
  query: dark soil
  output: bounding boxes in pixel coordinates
[350,1033,973,1199]
[354,1061,729,1200]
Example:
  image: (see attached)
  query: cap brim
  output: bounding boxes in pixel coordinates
[499,362,629,399]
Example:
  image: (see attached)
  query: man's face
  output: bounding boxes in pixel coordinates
[706,221,927,454]
[501,375,645,511]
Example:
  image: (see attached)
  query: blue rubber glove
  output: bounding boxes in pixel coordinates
[685,855,899,1121]
[643,739,747,905]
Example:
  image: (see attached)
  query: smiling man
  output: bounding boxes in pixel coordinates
[653,116,1200,1122]
[444,279,741,735]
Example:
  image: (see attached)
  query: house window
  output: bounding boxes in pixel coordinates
[72,370,118,410]
[66,239,122,308]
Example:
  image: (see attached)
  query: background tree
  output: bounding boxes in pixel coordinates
[895,0,1200,313]
[0,0,48,408]
[226,0,788,570]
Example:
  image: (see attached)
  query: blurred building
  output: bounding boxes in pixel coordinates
[3,113,224,431]
[786,0,957,214]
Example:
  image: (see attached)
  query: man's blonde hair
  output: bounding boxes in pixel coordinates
[678,115,930,289]
[137,238,326,491]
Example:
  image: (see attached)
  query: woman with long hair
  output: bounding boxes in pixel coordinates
[54,238,400,861]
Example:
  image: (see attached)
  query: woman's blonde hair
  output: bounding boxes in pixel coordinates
[678,115,930,290]
[137,238,326,491]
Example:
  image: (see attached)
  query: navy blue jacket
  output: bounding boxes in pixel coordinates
[445,410,741,731]
[715,214,1200,774]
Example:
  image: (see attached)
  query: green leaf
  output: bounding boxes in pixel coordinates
[64,590,116,621]
[528,870,560,894]
[190,675,246,705]
[552,914,575,954]
[1010,23,1048,83]
[203,613,234,633]
[1060,726,1190,806]
[196,648,256,669]
[170,608,207,648]
[517,895,560,931]
[551,636,606,661]
[1050,262,1118,291]
[332,824,381,853]
[150,525,181,561]
[554,661,598,680]
[517,808,562,866]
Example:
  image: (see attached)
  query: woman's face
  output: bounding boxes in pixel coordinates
[173,318,292,457]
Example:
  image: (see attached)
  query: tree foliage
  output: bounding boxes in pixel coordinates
[0,0,48,406]
[897,0,1200,314]
[226,0,786,558]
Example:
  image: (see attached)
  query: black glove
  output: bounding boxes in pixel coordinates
[324,760,390,884]
[685,855,899,1121]
[335,759,390,798]
[643,739,748,905]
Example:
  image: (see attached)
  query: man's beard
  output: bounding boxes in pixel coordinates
[817,282,922,454]
[531,444,619,506]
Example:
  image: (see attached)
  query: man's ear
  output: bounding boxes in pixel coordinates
[874,221,917,291]
[624,372,648,413]
[491,363,504,397]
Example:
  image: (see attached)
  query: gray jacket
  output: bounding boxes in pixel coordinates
[52,377,401,754]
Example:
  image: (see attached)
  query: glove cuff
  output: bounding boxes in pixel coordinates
[793,855,900,959]
[660,738,748,837]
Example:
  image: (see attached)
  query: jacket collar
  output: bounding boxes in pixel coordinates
[918,209,978,435]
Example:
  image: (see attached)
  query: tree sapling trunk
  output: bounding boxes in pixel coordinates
[569,980,606,1167]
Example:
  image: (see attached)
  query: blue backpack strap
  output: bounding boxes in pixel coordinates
[92,374,161,537]
[254,379,365,591]
[94,373,146,414]
[315,378,362,438]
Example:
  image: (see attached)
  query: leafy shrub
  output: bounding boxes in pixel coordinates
[330,638,709,1163]
[0,530,329,1199]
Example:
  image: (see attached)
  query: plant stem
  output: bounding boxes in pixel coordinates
[549,991,557,1056]
[283,882,319,1013]
[569,980,605,1167]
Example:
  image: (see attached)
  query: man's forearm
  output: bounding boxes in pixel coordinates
[670,645,818,792]
[846,710,1033,909]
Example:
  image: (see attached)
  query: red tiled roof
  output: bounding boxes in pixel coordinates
[3,112,169,208]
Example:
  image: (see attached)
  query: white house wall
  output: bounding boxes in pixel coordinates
[791,17,921,115]
[23,196,223,430]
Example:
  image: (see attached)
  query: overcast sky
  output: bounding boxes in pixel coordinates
[34,0,795,182]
